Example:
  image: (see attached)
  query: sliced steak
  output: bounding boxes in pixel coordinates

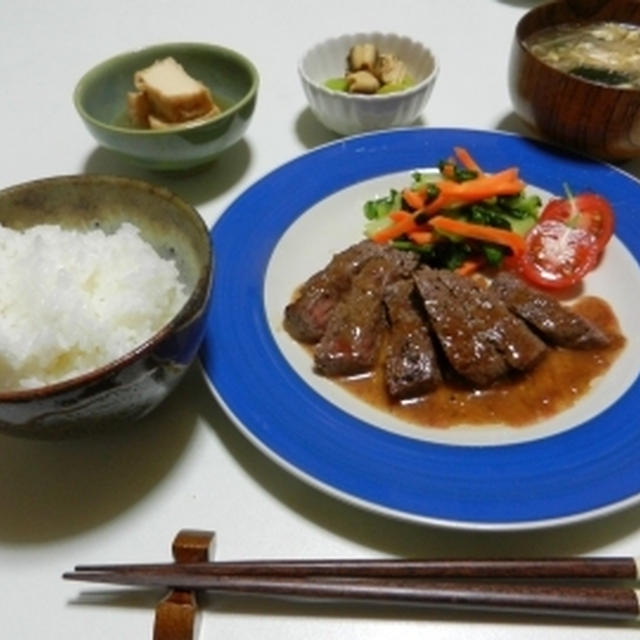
[413,267,546,387]
[283,240,385,343]
[379,244,421,275]
[490,271,610,349]
[383,279,441,400]
[314,249,418,377]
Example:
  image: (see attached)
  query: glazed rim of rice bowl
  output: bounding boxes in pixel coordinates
[0,223,207,400]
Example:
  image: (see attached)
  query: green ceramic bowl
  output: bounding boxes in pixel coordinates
[0,174,213,438]
[74,42,259,171]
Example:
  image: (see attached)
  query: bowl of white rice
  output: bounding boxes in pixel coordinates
[0,174,212,438]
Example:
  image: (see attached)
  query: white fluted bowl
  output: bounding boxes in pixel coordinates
[298,32,438,136]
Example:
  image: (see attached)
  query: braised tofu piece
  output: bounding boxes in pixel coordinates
[129,57,220,128]
[126,90,150,127]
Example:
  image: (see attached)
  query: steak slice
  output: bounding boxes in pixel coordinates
[283,240,385,343]
[314,249,418,377]
[413,267,546,387]
[383,279,441,400]
[490,271,610,349]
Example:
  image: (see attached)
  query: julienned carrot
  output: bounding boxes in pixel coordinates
[407,230,435,245]
[454,147,483,174]
[421,169,524,215]
[402,188,425,210]
[438,168,524,199]
[422,192,448,215]
[372,210,422,243]
[429,215,526,256]
[455,257,484,276]
[389,210,413,223]
[372,159,526,245]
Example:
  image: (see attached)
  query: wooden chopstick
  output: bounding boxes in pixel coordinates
[63,570,640,620]
[64,557,640,620]
[69,556,640,580]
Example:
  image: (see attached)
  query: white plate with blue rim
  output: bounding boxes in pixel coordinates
[201,127,640,531]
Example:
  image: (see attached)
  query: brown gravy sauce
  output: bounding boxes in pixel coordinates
[328,297,626,428]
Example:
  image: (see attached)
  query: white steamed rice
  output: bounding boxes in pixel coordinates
[0,222,188,391]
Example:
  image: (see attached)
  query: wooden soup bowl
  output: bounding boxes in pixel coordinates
[509,0,640,161]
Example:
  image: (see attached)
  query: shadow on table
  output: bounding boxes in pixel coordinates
[294,108,339,149]
[494,0,540,7]
[81,139,253,207]
[496,111,640,177]
[495,111,534,137]
[0,366,202,544]
[293,107,428,150]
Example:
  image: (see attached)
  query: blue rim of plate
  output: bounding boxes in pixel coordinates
[201,127,640,530]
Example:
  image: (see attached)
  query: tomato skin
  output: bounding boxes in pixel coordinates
[540,193,614,252]
[518,220,600,289]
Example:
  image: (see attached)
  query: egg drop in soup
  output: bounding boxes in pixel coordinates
[525,21,640,88]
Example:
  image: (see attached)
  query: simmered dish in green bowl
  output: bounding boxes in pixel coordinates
[74,42,259,171]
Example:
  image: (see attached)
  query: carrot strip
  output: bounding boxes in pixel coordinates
[437,168,523,198]
[419,169,524,217]
[372,161,526,245]
[402,188,426,210]
[429,216,526,256]
[454,147,483,174]
[455,257,484,276]
[371,212,421,243]
[422,192,448,215]
[389,210,413,223]
[407,230,435,245]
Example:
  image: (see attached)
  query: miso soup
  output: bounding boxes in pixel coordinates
[525,21,640,89]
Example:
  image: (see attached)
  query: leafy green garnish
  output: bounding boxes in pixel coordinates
[411,171,428,187]
[496,193,542,219]
[391,240,435,255]
[363,189,403,238]
[409,174,441,203]
[464,204,513,230]
[363,189,401,220]
[431,242,472,270]
[364,216,393,238]
[569,66,631,86]
[481,244,506,266]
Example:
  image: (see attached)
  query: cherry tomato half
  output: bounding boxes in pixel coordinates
[540,192,614,252]
[519,220,600,289]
